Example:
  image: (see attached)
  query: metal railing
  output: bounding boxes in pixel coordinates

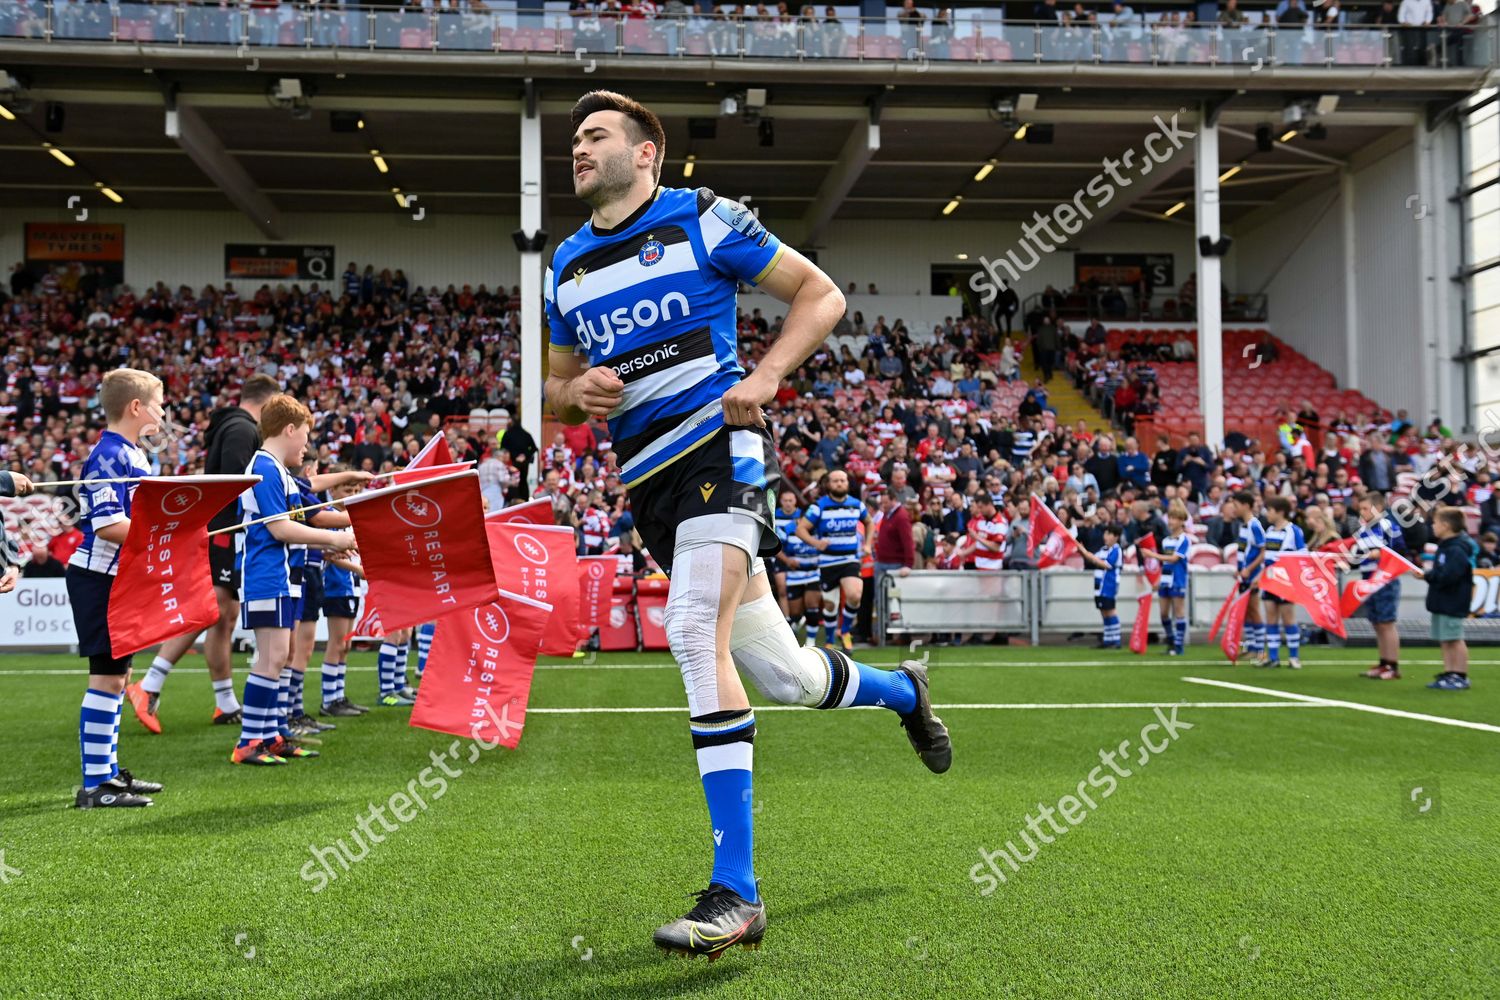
[1020,289,1271,323]
[3,3,1494,72]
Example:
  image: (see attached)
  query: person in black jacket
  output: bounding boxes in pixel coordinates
[1,469,36,595]
[129,373,282,732]
[1416,507,1474,690]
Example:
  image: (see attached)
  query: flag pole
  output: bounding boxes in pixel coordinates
[206,494,348,537]
[28,477,149,488]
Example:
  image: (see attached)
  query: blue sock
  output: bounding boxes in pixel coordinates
[1287,624,1300,659]
[1268,625,1282,662]
[417,622,435,676]
[80,688,120,789]
[822,616,837,646]
[320,662,341,707]
[337,661,348,701]
[1103,615,1121,646]
[238,673,280,748]
[289,669,305,716]
[690,709,758,903]
[1175,617,1188,652]
[840,604,858,637]
[378,643,397,695]
[394,642,410,689]
[810,647,918,714]
[276,667,292,738]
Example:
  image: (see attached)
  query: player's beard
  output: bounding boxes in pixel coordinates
[829,488,848,501]
[576,149,636,210]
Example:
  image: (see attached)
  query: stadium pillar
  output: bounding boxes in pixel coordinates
[1193,109,1225,450]
[1340,168,1359,394]
[520,81,545,489]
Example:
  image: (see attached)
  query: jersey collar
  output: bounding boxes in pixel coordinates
[590,185,661,238]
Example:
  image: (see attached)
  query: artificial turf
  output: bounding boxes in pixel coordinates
[0,643,1496,999]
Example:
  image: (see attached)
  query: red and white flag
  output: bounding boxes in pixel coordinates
[1208,587,1239,641]
[1136,534,1162,588]
[344,470,496,634]
[1261,553,1346,638]
[485,522,581,656]
[1129,591,1153,654]
[1339,546,1420,618]
[1220,589,1251,663]
[1027,495,1079,568]
[350,598,386,641]
[485,497,556,526]
[405,431,455,470]
[388,461,474,486]
[577,556,618,637]
[410,589,551,749]
[108,475,259,658]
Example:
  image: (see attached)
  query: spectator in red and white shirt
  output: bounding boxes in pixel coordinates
[968,495,1010,571]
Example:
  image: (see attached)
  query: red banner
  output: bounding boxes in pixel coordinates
[1339,547,1420,618]
[406,431,454,470]
[1261,553,1346,638]
[1136,534,1162,588]
[1129,591,1152,654]
[578,556,618,635]
[350,598,386,640]
[484,497,556,526]
[1208,587,1238,641]
[485,522,581,656]
[410,589,551,749]
[108,476,259,658]
[344,471,496,634]
[1027,494,1079,568]
[1220,590,1251,663]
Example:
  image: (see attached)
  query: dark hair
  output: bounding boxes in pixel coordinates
[241,373,281,406]
[1231,489,1256,507]
[1103,523,1121,538]
[570,90,667,183]
[1265,495,1292,517]
[1435,507,1466,535]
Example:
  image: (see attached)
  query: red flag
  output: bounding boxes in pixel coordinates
[1319,536,1359,556]
[485,497,556,526]
[1208,587,1239,641]
[577,556,618,635]
[1129,591,1153,654]
[350,598,386,640]
[1340,547,1420,618]
[388,461,475,486]
[344,470,497,633]
[1220,590,1251,663]
[485,522,581,656]
[1027,495,1079,568]
[108,476,259,658]
[1136,534,1162,587]
[1260,553,1346,638]
[410,589,551,749]
[405,431,454,470]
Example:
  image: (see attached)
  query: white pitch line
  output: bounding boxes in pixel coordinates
[1182,676,1500,734]
[528,701,1331,714]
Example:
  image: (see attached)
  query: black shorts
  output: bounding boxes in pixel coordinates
[820,563,863,591]
[628,425,783,576]
[766,557,782,578]
[299,568,324,623]
[1094,596,1117,612]
[323,596,359,620]
[1263,593,1292,607]
[209,534,240,591]
[66,564,132,673]
[786,583,811,602]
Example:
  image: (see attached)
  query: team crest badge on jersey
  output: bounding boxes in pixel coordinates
[638,238,665,266]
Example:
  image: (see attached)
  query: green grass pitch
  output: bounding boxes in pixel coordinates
[1,643,1497,999]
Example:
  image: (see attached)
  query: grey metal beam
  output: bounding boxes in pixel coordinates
[163,99,283,239]
[798,115,879,246]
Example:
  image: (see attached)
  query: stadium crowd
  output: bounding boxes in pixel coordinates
[4,261,1497,643]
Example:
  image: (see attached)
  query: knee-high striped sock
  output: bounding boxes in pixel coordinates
[141,655,173,695]
[1251,622,1266,653]
[416,622,435,676]
[288,669,305,716]
[320,662,342,707]
[690,709,758,903]
[840,603,859,637]
[276,667,293,737]
[80,688,120,789]
[212,677,239,714]
[1103,615,1121,647]
[810,647,918,714]
[336,661,349,701]
[1286,623,1300,659]
[394,641,410,689]
[377,643,397,695]
[1175,617,1188,652]
[238,673,280,748]
[821,609,838,646]
[1267,624,1281,662]
[802,606,821,641]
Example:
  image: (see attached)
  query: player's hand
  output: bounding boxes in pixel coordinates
[0,566,18,594]
[340,470,376,487]
[722,371,776,428]
[8,473,34,497]
[328,532,357,553]
[571,367,625,417]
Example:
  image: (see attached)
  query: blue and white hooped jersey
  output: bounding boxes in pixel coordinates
[802,494,869,567]
[322,530,361,600]
[68,430,152,576]
[546,186,785,489]
[1262,523,1305,566]
[779,525,821,587]
[1161,533,1192,592]
[240,449,304,602]
[1237,517,1267,576]
[294,477,322,572]
[1094,543,1122,599]
[775,506,801,545]
[1352,513,1404,577]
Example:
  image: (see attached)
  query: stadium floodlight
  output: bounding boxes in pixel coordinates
[1013,123,1028,140]
[973,160,995,182]
[1219,163,1243,182]
[1279,128,1298,142]
[683,154,696,178]
[98,186,123,204]
[0,104,13,122]
[942,196,962,216]
[1164,201,1185,217]
[43,143,74,168]
[370,150,389,174]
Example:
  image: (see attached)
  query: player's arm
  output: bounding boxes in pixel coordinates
[95,519,131,545]
[326,554,361,575]
[722,248,844,426]
[308,469,374,492]
[546,348,621,426]
[266,518,355,552]
[309,508,350,529]
[795,515,827,551]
